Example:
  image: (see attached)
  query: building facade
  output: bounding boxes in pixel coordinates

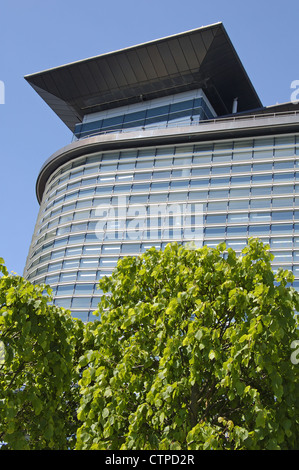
[24,23,299,322]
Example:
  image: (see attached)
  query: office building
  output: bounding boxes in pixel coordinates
[24,23,299,321]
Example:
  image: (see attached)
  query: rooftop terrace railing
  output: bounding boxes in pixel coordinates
[72,109,299,142]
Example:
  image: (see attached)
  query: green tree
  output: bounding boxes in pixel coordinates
[0,258,84,450]
[76,239,299,450]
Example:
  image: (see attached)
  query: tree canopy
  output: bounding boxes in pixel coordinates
[0,257,84,449]
[0,239,299,450]
[76,239,299,450]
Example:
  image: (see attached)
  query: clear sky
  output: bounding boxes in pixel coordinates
[0,0,298,275]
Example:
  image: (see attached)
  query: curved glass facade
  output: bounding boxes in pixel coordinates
[24,133,299,322]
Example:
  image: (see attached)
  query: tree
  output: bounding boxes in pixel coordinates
[0,258,84,450]
[76,239,299,450]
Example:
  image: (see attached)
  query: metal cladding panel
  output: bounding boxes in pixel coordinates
[124,49,148,82]
[136,46,158,80]
[87,60,110,91]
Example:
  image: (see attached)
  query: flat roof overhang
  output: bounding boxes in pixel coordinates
[36,105,299,203]
[25,23,262,132]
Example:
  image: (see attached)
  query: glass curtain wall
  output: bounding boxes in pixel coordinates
[24,133,299,322]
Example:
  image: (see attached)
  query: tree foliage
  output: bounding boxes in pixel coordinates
[0,258,84,449]
[1,239,299,450]
[76,239,299,450]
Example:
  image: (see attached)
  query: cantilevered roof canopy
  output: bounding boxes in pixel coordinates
[25,22,262,132]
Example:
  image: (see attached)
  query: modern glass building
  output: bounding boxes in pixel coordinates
[24,23,299,322]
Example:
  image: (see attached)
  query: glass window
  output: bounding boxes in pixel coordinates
[274,148,295,158]
[130,194,148,204]
[190,179,209,188]
[51,249,65,260]
[60,272,77,282]
[250,199,271,209]
[113,184,132,194]
[209,189,228,200]
[168,192,188,202]
[210,177,230,187]
[74,284,95,295]
[151,181,169,191]
[232,151,252,161]
[69,234,85,244]
[271,224,293,234]
[253,149,273,159]
[252,174,272,184]
[54,237,68,247]
[80,259,99,268]
[72,298,91,309]
[98,175,115,184]
[63,259,79,269]
[213,153,232,163]
[57,285,74,296]
[73,210,90,221]
[118,161,136,171]
[207,201,227,212]
[206,214,227,224]
[116,174,134,182]
[99,258,118,267]
[249,212,271,222]
[172,168,191,178]
[54,298,71,308]
[136,159,153,169]
[48,261,62,272]
[77,271,97,281]
[131,182,150,193]
[228,200,249,210]
[100,163,118,172]
[272,211,293,221]
[66,247,82,257]
[228,213,248,223]
[95,185,113,195]
[205,227,226,237]
[149,193,168,203]
[231,164,251,173]
[80,188,94,198]
[68,181,81,190]
[252,162,272,172]
[152,170,171,179]
[274,161,295,170]
[270,237,293,249]
[57,226,71,236]
[272,185,293,195]
[82,177,97,186]
[191,167,210,176]
[226,226,247,237]
[248,225,270,236]
[272,197,293,208]
[226,239,247,250]
[230,188,250,198]
[46,274,60,284]
[121,243,141,253]
[210,165,230,175]
[230,175,251,185]
[134,171,152,181]
[251,187,271,197]
[154,158,171,167]
[76,199,93,209]
[170,180,189,190]
[102,244,121,254]
[60,214,73,224]
[273,172,294,182]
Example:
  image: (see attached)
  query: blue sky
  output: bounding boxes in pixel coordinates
[0,0,298,275]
